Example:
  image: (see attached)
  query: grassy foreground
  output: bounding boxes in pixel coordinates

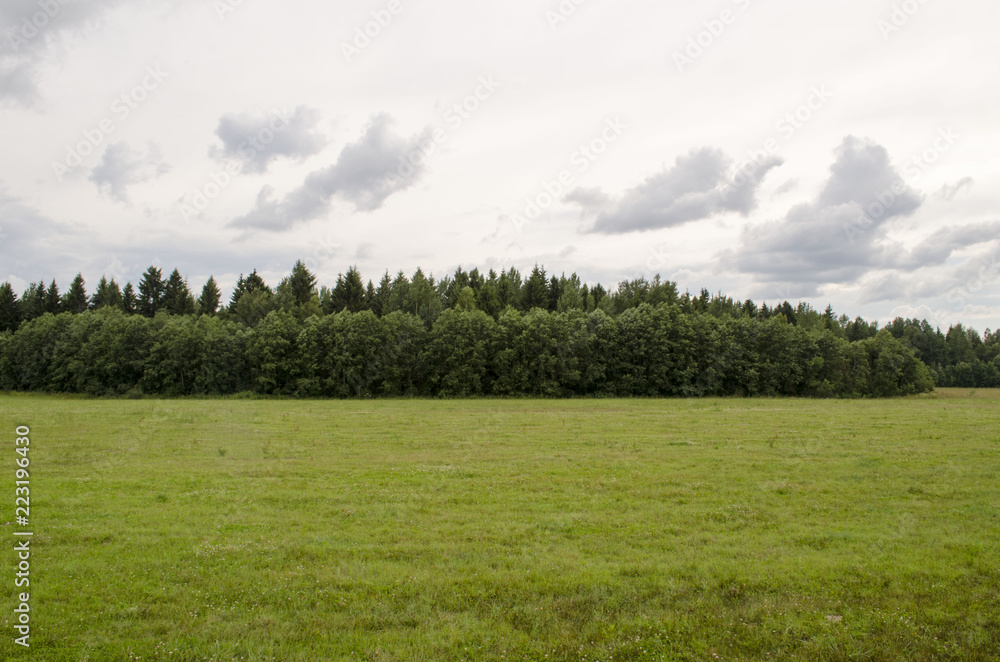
[1,391,999,661]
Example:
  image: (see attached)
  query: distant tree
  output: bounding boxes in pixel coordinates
[62,274,89,314]
[162,269,196,315]
[229,269,271,308]
[547,275,562,312]
[288,260,318,306]
[521,265,549,310]
[121,283,138,315]
[331,266,366,313]
[138,267,165,317]
[197,277,221,316]
[19,282,46,322]
[455,286,477,311]
[44,280,62,315]
[0,283,20,332]
[90,276,123,310]
[230,289,275,327]
[370,272,392,317]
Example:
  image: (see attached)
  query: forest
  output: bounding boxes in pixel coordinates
[0,260,997,398]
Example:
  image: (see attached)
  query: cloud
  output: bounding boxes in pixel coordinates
[0,184,76,281]
[0,0,113,107]
[903,222,1000,268]
[571,147,782,234]
[938,176,974,200]
[725,137,923,287]
[210,106,328,174]
[89,141,170,203]
[230,114,433,232]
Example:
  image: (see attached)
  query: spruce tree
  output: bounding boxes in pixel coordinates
[162,269,195,315]
[332,266,365,313]
[198,277,221,316]
[230,269,271,308]
[121,283,138,315]
[288,260,318,307]
[521,265,549,310]
[0,283,20,332]
[44,280,61,314]
[20,282,46,321]
[138,266,165,317]
[62,274,89,314]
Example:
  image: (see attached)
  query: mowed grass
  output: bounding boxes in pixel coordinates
[1,391,999,661]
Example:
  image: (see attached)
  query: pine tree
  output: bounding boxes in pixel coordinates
[19,282,46,322]
[0,283,20,332]
[138,266,165,317]
[44,280,61,314]
[198,277,221,316]
[331,266,365,313]
[90,276,123,309]
[522,265,549,310]
[62,274,89,314]
[162,269,195,315]
[288,260,318,307]
[230,269,271,308]
[121,283,138,315]
[371,272,392,317]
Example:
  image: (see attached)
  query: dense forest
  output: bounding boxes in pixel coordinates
[0,261,996,398]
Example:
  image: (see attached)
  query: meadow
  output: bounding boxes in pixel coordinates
[1,390,998,661]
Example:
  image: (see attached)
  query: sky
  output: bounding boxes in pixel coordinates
[1,0,998,330]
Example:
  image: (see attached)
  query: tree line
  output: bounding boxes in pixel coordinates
[0,260,991,397]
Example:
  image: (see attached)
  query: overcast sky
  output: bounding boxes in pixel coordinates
[2,0,998,329]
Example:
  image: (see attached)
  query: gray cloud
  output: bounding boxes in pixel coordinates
[0,185,75,282]
[0,0,113,107]
[904,222,1000,268]
[571,147,782,234]
[725,137,923,286]
[230,114,433,232]
[210,106,328,174]
[90,141,170,203]
[938,176,974,200]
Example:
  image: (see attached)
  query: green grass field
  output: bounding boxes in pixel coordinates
[1,391,999,661]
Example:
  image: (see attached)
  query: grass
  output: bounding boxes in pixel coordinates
[1,389,999,660]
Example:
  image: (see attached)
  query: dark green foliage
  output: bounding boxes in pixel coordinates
[521,265,549,310]
[229,269,271,308]
[162,269,196,316]
[62,274,89,314]
[20,282,46,322]
[288,260,318,307]
[4,260,993,398]
[138,266,165,317]
[0,283,20,332]
[121,283,137,315]
[197,277,221,316]
[330,266,365,313]
[90,276,123,310]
